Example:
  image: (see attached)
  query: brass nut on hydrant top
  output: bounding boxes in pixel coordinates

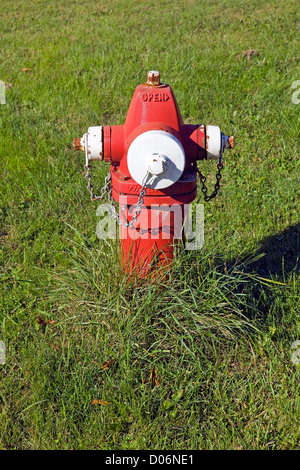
[146,70,161,86]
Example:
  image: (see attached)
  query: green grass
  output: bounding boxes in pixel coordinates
[0,0,299,450]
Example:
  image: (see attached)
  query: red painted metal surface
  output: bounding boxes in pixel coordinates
[119,204,182,277]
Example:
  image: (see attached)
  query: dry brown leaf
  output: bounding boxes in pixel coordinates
[242,49,260,60]
[91,399,111,405]
[101,359,116,369]
[21,68,32,72]
[143,367,160,388]
[37,316,56,325]
[92,359,116,369]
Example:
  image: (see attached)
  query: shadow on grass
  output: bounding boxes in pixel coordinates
[247,223,299,280]
[221,224,299,332]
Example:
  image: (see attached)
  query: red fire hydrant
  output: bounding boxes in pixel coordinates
[74,71,234,276]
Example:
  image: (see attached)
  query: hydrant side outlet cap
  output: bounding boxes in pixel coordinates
[127,130,185,189]
[87,126,103,160]
[205,125,221,160]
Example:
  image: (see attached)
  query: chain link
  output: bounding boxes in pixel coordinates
[196,154,224,202]
[84,164,111,201]
[107,171,149,228]
[84,163,149,229]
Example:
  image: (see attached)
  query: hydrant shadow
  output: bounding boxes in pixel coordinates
[239,223,299,281]
[222,223,299,328]
[154,223,299,334]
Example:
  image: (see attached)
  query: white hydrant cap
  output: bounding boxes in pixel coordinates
[127,130,185,189]
[74,126,103,161]
[205,125,234,160]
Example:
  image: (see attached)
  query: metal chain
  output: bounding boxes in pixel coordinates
[84,163,111,201]
[107,172,149,228]
[84,163,149,229]
[196,154,224,202]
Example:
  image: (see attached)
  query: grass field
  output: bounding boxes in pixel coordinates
[0,0,299,450]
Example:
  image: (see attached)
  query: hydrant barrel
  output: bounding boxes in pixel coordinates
[119,203,182,276]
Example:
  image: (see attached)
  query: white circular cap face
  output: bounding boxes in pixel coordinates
[127,130,185,189]
[206,125,221,160]
[85,126,103,160]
